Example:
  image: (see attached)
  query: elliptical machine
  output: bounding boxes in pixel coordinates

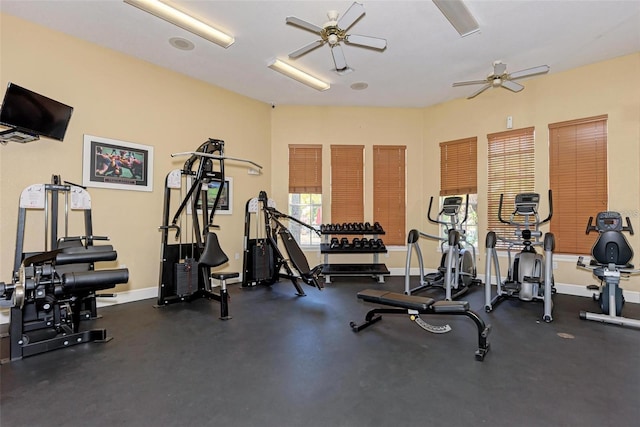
[577,211,640,329]
[405,195,480,300]
[485,191,555,322]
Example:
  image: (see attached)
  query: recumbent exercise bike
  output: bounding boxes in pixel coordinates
[577,211,640,329]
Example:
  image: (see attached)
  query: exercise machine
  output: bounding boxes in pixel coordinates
[577,211,640,329]
[350,289,491,361]
[0,176,129,361]
[242,191,322,295]
[484,191,555,322]
[405,195,480,300]
[157,139,261,319]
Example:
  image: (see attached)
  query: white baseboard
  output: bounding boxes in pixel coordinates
[2,273,638,324]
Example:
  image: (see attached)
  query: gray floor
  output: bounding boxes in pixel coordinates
[1,276,639,427]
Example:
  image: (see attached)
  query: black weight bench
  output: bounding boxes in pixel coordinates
[350,289,491,361]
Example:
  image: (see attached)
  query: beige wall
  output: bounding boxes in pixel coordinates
[2,13,639,303]
[0,14,271,297]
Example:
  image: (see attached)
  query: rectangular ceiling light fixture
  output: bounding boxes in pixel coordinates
[432,0,479,37]
[124,0,234,48]
[268,59,330,91]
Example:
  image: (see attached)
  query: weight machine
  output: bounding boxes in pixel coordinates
[405,195,481,300]
[157,139,261,319]
[485,191,555,322]
[242,191,323,295]
[0,176,129,361]
[577,211,640,329]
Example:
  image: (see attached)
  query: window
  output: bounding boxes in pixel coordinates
[330,145,364,224]
[487,127,535,246]
[440,137,478,247]
[373,145,406,245]
[288,144,322,245]
[549,115,607,254]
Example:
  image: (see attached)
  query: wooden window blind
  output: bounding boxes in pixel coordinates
[549,115,607,254]
[289,144,322,193]
[487,127,535,245]
[330,145,364,224]
[373,145,406,245]
[440,137,478,196]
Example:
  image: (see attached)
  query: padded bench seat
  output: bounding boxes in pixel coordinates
[356,289,469,313]
[352,288,491,361]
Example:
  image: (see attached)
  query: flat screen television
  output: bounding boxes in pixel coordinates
[0,82,74,141]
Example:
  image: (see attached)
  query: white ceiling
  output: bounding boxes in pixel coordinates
[2,0,639,108]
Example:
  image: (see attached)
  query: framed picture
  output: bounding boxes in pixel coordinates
[83,134,153,192]
[195,177,233,215]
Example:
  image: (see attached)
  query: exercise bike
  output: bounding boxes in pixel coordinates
[405,195,481,300]
[485,191,555,322]
[577,211,640,329]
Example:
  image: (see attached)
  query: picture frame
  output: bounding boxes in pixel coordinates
[82,134,154,192]
[195,177,233,215]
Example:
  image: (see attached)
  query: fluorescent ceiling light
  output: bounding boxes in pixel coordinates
[432,0,479,37]
[268,60,330,91]
[124,0,234,48]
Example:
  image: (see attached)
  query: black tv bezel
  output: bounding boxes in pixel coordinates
[0,82,74,141]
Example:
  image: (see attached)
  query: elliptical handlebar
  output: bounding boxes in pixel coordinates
[498,194,508,224]
[426,196,442,225]
[585,216,595,234]
[539,189,553,225]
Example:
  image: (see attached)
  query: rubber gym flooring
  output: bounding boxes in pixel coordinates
[1,276,639,427]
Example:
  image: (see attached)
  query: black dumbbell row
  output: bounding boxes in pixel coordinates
[320,222,384,233]
[329,237,385,250]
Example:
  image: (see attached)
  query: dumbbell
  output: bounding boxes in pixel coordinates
[376,239,385,250]
[370,238,380,250]
[352,237,362,249]
[364,222,372,231]
[373,222,383,232]
[330,237,340,249]
[340,237,350,248]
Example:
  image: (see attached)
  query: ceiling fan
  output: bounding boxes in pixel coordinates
[285,2,387,75]
[453,61,550,99]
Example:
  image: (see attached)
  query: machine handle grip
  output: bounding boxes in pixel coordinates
[624,217,634,235]
[426,196,447,226]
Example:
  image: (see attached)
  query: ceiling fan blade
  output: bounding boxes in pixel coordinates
[338,2,365,31]
[501,80,524,92]
[331,44,349,73]
[288,40,325,59]
[467,83,492,99]
[345,34,387,50]
[452,79,489,87]
[509,65,550,80]
[285,16,323,34]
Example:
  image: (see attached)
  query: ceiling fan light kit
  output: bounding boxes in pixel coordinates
[267,59,330,91]
[123,0,234,48]
[453,61,550,99]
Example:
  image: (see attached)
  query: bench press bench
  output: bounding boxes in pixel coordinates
[350,289,491,361]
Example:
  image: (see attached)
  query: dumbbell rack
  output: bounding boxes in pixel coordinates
[320,223,389,284]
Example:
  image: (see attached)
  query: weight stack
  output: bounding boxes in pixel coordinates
[175,258,199,296]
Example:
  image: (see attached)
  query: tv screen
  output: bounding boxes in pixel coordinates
[0,82,74,141]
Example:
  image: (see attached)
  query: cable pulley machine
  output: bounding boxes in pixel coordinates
[242,191,323,295]
[157,139,261,319]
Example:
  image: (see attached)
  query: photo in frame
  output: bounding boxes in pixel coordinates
[195,177,233,215]
[82,134,153,192]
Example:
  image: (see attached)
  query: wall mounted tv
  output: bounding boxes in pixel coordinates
[0,82,74,141]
